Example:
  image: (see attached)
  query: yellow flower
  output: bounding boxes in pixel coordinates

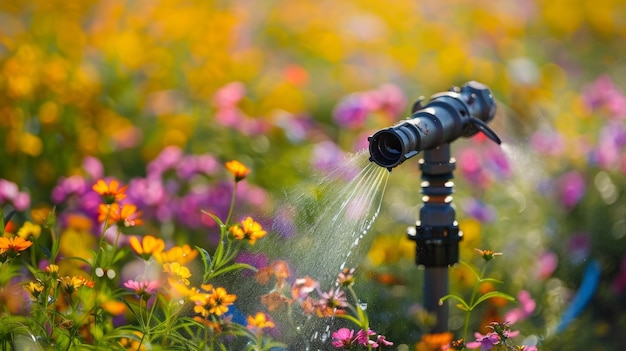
[25,281,44,299]
[17,221,41,240]
[225,160,250,182]
[92,179,127,204]
[154,244,198,265]
[129,235,165,259]
[247,312,275,330]
[229,217,267,245]
[163,262,191,286]
[58,275,94,294]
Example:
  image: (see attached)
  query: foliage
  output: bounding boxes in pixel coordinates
[2,0,626,350]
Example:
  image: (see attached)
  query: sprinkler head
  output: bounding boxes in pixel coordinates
[368,81,500,171]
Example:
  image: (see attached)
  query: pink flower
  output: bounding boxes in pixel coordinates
[331,328,355,349]
[557,171,586,209]
[504,290,536,324]
[376,334,393,347]
[612,255,626,294]
[212,81,246,108]
[356,329,378,348]
[123,279,159,298]
[582,74,626,119]
[536,251,558,280]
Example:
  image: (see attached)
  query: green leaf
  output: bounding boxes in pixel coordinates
[470,291,516,309]
[196,246,212,282]
[479,277,504,284]
[201,210,224,227]
[209,263,257,278]
[439,294,471,311]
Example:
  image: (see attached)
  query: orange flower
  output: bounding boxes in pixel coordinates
[260,291,289,312]
[190,284,237,317]
[247,312,275,330]
[474,248,503,262]
[255,260,291,288]
[229,217,267,245]
[0,236,33,255]
[225,160,250,182]
[92,179,127,204]
[129,235,165,259]
[415,332,454,351]
[98,203,143,227]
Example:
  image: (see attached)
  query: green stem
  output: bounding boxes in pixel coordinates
[462,264,488,342]
[224,182,238,227]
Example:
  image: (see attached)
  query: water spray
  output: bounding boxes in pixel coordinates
[367,81,501,333]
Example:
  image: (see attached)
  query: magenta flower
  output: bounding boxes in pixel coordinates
[333,93,369,129]
[557,171,586,209]
[331,328,355,349]
[465,332,501,350]
[612,255,626,294]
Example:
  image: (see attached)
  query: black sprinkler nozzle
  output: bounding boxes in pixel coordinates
[368,81,500,171]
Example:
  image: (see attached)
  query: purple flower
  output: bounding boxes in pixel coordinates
[462,197,496,223]
[235,252,268,277]
[147,146,184,177]
[51,176,87,204]
[331,328,355,349]
[590,121,626,170]
[311,140,346,173]
[504,290,536,324]
[333,93,369,129]
[567,232,591,264]
[465,332,501,350]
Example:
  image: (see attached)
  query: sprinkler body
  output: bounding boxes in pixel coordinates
[367,81,501,332]
[368,81,499,171]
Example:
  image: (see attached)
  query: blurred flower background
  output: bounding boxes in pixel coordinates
[1,0,626,349]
